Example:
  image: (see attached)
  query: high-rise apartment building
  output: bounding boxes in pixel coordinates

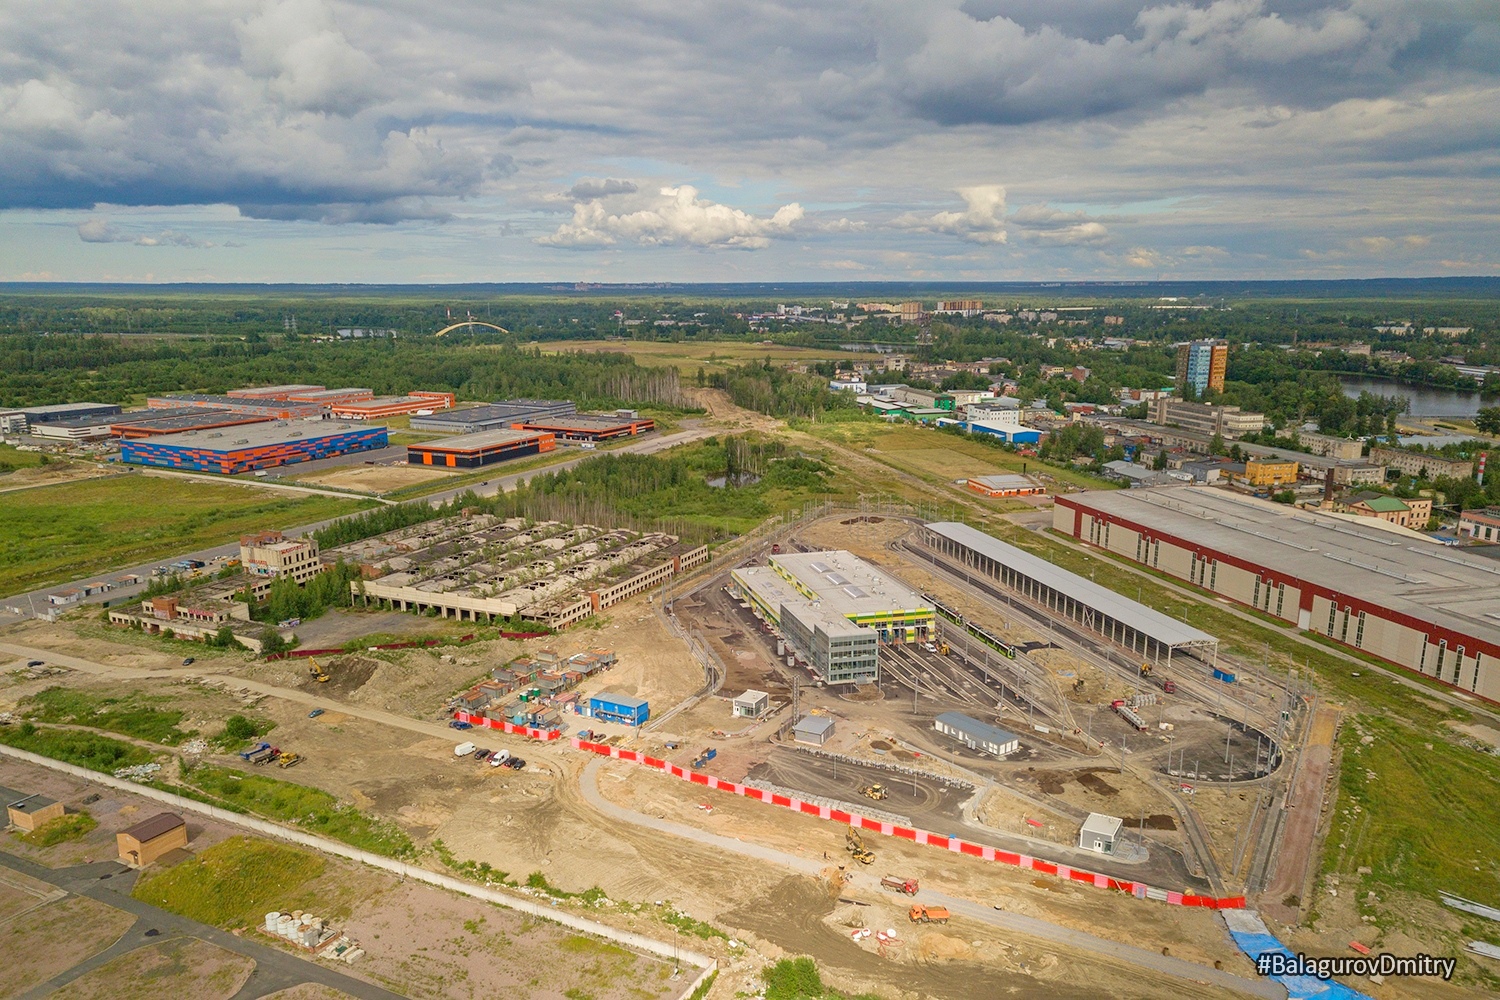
[1175,339,1229,395]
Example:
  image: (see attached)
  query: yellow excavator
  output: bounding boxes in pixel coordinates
[1139,662,1153,678]
[861,783,889,801]
[845,828,876,865]
[308,658,330,683]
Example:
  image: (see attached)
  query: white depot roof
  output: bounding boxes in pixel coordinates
[925,521,1217,650]
[768,549,930,618]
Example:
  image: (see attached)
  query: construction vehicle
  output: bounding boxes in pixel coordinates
[1111,699,1148,732]
[238,741,270,761]
[936,641,950,656]
[691,747,717,769]
[1160,678,1177,694]
[246,745,278,765]
[861,783,889,801]
[881,875,919,895]
[771,543,781,555]
[845,828,875,865]
[1139,662,1153,678]
[276,752,302,768]
[908,904,950,924]
[308,658,330,683]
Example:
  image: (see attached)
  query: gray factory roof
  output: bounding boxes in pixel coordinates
[416,401,574,425]
[935,711,1018,748]
[408,427,549,451]
[112,409,272,432]
[5,402,121,418]
[925,521,1217,650]
[733,566,866,638]
[229,384,323,396]
[1064,486,1500,648]
[132,420,379,450]
[150,394,326,414]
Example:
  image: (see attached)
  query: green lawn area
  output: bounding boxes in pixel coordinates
[0,474,373,596]
[804,420,1116,493]
[133,835,325,927]
[22,687,197,746]
[0,443,50,473]
[179,764,415,858]
[0,723,157,773]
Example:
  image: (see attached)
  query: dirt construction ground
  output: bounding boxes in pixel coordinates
[296,464,454,493]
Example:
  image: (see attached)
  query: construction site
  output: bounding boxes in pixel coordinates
[4,496,1486,1000]
[336,513,710,629]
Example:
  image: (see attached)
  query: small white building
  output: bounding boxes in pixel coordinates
[1079,813,1124,854]
[732,689,769,719]
[791,714,835,746]
[933,712,1019,757]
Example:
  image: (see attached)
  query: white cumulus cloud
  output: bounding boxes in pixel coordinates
[894,185,1008,243]
[539,185,803,249]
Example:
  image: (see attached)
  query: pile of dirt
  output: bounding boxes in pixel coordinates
[917,932,974,962]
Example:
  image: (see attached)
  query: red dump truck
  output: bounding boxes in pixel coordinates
[881,875,919,895]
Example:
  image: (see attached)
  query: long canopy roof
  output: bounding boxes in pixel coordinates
[925,521,1217,650]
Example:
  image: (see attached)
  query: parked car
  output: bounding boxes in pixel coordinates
[474,748,491,761]
[449,720,473,730]
[26,660,44,667]
[182,657,195,666]
[504,758,526,770]
[308,708,325,718]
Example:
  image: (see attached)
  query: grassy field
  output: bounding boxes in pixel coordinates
[532,339,882,374]
[179,764,416,858]
[16,811,97,847]
[22,687,198,745]
[0,443,49,473]
[805,420,1117,493]
[0,723,156,773]
[134,835,326,927]
[0,474,373,595]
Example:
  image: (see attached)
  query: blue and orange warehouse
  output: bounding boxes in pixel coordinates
[407,428,554,468]
[121,421,388,474]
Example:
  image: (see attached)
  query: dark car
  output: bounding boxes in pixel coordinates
[27,660,44,667]
[473,747,490,760]
[182,657,195,666]
[504,757,526,770]
[308,708,325,718]
[449,720,472,730]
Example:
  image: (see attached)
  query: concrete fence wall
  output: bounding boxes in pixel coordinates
[0,743,717,990]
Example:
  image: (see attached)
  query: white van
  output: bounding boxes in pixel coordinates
[454,741,477,757]
[488,749,511,767]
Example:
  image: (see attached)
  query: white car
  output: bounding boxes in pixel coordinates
[489,749,511,767]
[454,741,477,757]
[924,642,937,653]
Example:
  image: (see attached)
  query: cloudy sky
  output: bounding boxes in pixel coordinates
[0,0,1496,282]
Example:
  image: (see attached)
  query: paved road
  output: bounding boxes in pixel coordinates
[0,425,712,627]
[0,850,405,1000]
[580,760,1283,999]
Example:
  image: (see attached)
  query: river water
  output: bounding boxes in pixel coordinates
[1338,376,1484,418]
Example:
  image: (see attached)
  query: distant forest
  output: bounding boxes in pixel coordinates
[0,335,688,410]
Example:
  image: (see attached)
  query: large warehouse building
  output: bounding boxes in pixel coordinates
[147,394,326,420]
[330,391,456,419]
[919,521,1219,671]
[0,402,122,435]
[121,421,388,474]
[1055,487,1500,703]
[410,399,575,433]
[729,550,934,685]
[110,408,274,439]
[407,428,555,468]
[516,413,655,442]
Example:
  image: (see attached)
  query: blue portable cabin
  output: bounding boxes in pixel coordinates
[589,692,650,727]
